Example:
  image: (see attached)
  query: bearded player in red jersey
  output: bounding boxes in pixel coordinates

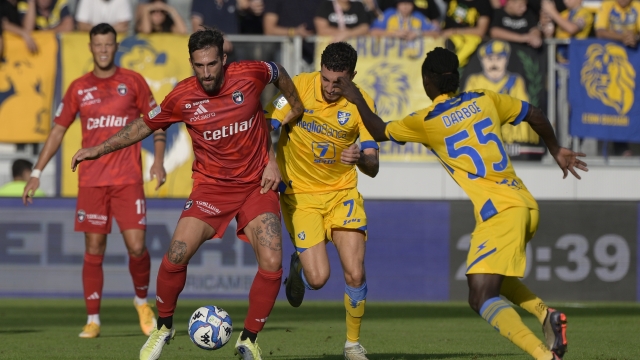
[22,23,166,339]
[71,28,304,360]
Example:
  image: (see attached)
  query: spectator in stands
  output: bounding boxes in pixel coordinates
[191,0,253,55]
[75,0,132,33]
[490,0,542,49]
[371,0,439,39]
[263,0,321,64]
[0,159,45,197]
[378,0,441,25]
[540,0,593,63]
[595,0,640,48]
[0,0,38,53]
[136,0,187,34]
[314,0,372,42]
[17,0,73,32]
[440,0,492,66]
[239,0,265,34]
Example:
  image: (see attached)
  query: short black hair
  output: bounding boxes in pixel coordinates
[188,27,224,59]
[12,159,33,178]
[89,23,116,40]
[421,47,460,93]
[321,42,357,74]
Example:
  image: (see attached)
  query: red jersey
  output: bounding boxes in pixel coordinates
[55,67,156,187]
[143,60,279,186]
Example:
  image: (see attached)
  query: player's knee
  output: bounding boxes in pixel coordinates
[127,244,146,257]
[258,253,282,272]
[343,269,365,288]
[304,269,329,290]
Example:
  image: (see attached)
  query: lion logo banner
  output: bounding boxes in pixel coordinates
[315,36,444,162]
[0,32,57,143]
[60,33,194,198]
[570,39,639,142]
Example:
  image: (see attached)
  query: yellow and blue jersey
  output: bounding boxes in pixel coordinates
[385,89,538,223]
[265,72,378,195]
[595,0,640,33]
[556,7,594,39]
[372,8,438,32]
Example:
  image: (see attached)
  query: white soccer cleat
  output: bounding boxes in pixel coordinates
[344,343,369,360]
[139,325,175,360]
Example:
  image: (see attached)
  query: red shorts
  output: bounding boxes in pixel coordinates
[75,184,147,234]
[181,182,280,242]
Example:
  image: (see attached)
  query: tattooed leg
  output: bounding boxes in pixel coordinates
[164,217,216,265]
[245,212,282,272]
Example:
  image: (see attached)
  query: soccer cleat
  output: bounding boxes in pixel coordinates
[284,252,305,307]
[134,300,157,336]
[139,325,175,360]
[543,308,568,358]
[344,344,369,360]
[234,334,263,360]
[552,351,562,360]
[78,322,100,338]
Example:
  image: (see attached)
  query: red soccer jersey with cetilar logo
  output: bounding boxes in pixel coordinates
[143,60,279,186]
[55,67,156,187]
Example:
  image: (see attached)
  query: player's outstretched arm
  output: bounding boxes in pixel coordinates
[22,124,68,205]
[525,106,589,179]
[71,118,154,172]
[272,63,304,124]
[334,77,389,142]
[150,130,167,190]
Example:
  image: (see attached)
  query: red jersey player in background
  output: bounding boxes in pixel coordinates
[23,23,167,339]
[71,28,304,360]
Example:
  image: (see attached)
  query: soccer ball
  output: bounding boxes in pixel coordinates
[188,305,233,350]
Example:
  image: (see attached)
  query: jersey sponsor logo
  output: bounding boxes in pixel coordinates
[148,105,161,119]
[441,101,482,128]
[296,119,347,140]
[273,95,287,110]
[185,99,210,109]
[297,231,305,240]
[55,103,63,117]
[189,104,215,122]
[232,90,244,105]
[343,218,362,226]
[203,116,254,141]
[77,86,97,95]
[196,201,221,215]
[87,115,129,130]
[80,91,101,107]
[117,83,128,96]
[77,209,86,222]
[184,199,193,210]
[337,110,351,125]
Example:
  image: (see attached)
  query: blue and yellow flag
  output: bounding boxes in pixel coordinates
[569,39,639,142]
[315,36,444,162]
[0,32,57,143]
[59,33,195,197]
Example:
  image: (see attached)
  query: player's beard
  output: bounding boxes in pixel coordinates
[198,74,223,94]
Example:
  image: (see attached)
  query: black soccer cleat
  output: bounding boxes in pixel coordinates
[543,308,568,358]
[284,252,306,308]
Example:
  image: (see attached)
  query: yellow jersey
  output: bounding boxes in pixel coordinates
[385,89,538,223]
[556,7,594,39]
[265,72,378,195]
[595,0,640,33]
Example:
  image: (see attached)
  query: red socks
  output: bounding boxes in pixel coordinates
[129,249,151,298]
[82,253,104,315]
[244,267,282,333]
[155,255,188,318]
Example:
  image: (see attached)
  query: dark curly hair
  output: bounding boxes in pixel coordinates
[421,47,460,94]
[188,27,224,59]
[320,42,357,74]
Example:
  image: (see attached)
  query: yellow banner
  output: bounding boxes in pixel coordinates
[60,33,195,197]
[315,37,444,162]
[0,32,57,143]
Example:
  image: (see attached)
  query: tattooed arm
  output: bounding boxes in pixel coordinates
[272,63,304,125]
[71,118,154,171]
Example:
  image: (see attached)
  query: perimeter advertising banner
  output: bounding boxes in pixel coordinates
[315,36,445,162]
[0,32,58,143]
[59,33,195,198]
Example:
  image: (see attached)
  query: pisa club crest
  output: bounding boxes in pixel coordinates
[232,90,244,105]
[77,209,86,222]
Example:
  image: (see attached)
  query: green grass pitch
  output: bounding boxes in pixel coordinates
[0,299,638,359]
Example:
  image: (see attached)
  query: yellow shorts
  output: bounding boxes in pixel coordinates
[280,188,367,253]
[466,207,539,277]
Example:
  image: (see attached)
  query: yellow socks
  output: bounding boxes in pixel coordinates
[344,283,367,343]
[480,297,553,360]
[501,277,548,324]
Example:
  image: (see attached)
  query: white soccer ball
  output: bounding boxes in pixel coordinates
[188,305,233,350]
